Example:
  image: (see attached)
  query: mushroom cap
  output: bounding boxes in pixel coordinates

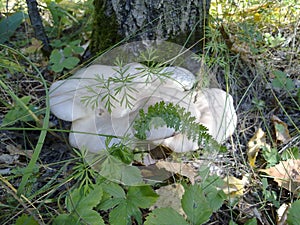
[154,88,237,152]
[49,63,237,153]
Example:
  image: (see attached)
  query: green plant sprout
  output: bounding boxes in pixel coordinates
[81,56,173,112]
[271,70,295,91]
[49,39,84,72]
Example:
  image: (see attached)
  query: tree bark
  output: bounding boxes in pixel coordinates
[90,0,211,55]
[26,0,52,57]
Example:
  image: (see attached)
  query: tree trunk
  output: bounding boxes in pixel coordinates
[90,0,211,55]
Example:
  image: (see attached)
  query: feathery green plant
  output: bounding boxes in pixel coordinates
[133,101,225,152]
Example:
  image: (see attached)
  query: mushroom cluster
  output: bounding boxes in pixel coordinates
[49,63,237,153]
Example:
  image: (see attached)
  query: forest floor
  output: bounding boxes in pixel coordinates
[0,1,300,225]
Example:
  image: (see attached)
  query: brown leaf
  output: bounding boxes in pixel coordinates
[156,161,196,184]
[260,159,300,193]
[247,128,271,167]
[24,38,43,54]
[6,144,33,158]
[271,115,291,144]
[150,183,185,216]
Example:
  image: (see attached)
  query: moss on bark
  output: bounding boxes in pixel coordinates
[90,0,122,54]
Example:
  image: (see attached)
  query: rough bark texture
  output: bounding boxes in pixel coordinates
[90,0,211,54]
[26,0,52,57]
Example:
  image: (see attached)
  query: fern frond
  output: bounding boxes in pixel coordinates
[133,101,225,152]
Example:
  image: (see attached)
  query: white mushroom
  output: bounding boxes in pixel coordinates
[49,63,237,153]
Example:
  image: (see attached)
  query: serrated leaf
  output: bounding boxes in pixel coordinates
[181,184,213,225]
[79,209,105,225]
[53,214,77,225]
[287,200,300,225]
[205,185,226,211]
[15,214,39,225]
[101,182,126,198]
[145,207,189,225]
[100,156,143,185]
[66,184,103,212]
[109,203,129,225]
[127,185,158,209]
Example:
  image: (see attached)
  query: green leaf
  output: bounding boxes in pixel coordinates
[127,185,159,209]
[66,184,103,212]
[98,182,126,210]
[51,63,64,72]
[72,46,85,54]
[101,182,126,198]
[63,46,73,57]
[0,11,27,43]
[53,214,77,225]
[144,207,189,225]
[15,214,39,225]
[100,156,143,185]
[78,209,105,225]
[281,147,299,160]
[245,218,257,225]
[63,184,104,224]
[109,144,134,164]
[3,96,38,126]
[50,49,63,64]
[262,147,280,167]
[198,167,226,211]
[182,184,213,225]
[62,57,80,69]
[271,70,295,91]
[287,200,300,225]
[109,202,130,225]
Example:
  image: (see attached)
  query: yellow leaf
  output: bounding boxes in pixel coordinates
[247,128,270,167]
[222,175,249,197]
[253,13,261,22]
[260,159,300,193]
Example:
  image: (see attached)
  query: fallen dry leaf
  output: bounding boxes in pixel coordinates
[271,115,291,144]
[156,161,197,184]
[150,183,185,216]
[260,159,300,193]
[222,175,249,197]
[6,144,33,158]
[277,203,290,225]
[247,128,271,167]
